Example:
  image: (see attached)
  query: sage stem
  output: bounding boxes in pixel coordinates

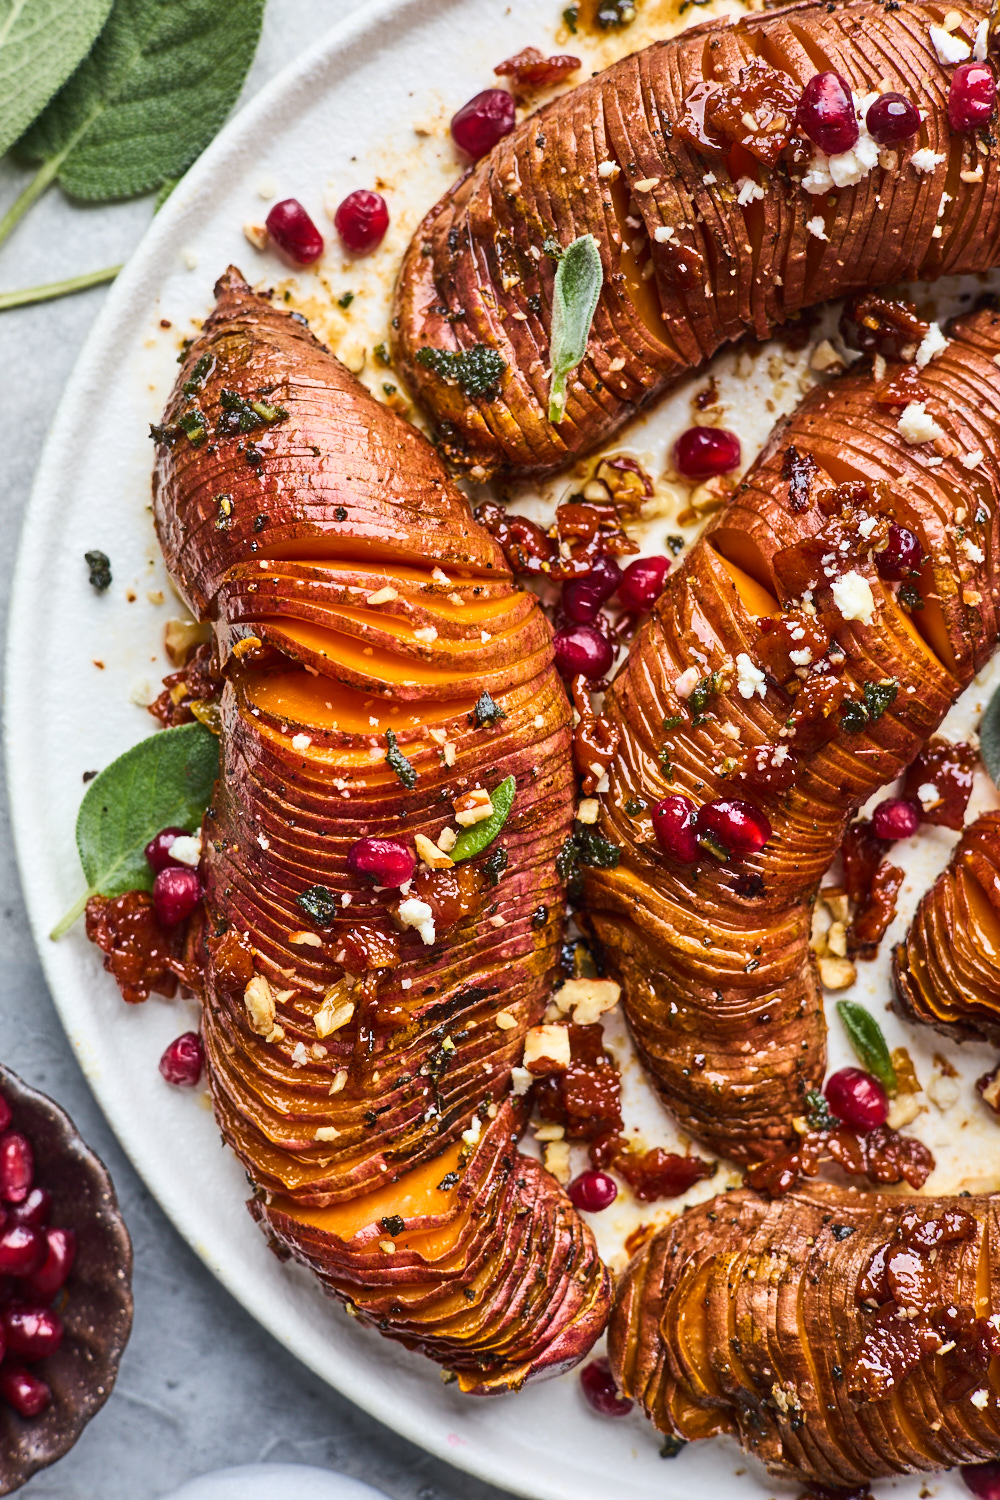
[0,264,122,312]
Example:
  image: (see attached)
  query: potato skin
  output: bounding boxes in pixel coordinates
[610,1183,1000,1488]
[394,0,999,477]
[584,306,1000,1164]
[894,811,1000,1043]
[149,268,609,1386]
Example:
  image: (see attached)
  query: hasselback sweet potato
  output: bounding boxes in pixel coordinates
[394,0,1000,477]
[894,810,1000,1042]
[148,267,609,1389]
[610,1183,1000,1488]
[583,303,1000,1164]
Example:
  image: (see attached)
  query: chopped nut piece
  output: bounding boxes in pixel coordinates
[287,930,323,947]
[577,797,600,824]
[927,1072,960,1111]
[543,1140,571,1184]
[415,832,454,869]
[329,1068,348,1095]
[315,1125,340,1141]
[827,920,848,958]
[379,1239,396,1254]
[164,617,212,666]
[550,976,621,1026]
[243,221,269,251]
[314,981,355,1038]
[244,974,276,1035]
[534,1123,565,1141]
[495,1011,517,1030]
[817,954,857,990]
[523,1023,571,1072]
[453,787,493,826]
[888,1091,925,1130]
[437,826,458,852]
[366,586,399,605]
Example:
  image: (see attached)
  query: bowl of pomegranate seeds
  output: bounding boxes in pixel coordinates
[0,1063,131,1494]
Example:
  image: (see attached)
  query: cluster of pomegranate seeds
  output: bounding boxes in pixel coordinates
[825,1067,889,1131]
[265,198,325,265]
[553,623,616,681]
[333,189,389,255]
[579,1356,634,1417]
[949,62,997,133]
[0,1095,77,1417]
[964,1461,1000,1499]
[552,543,672,679]
[673,425,741,481]
[451,89,516,159]
[347,835,416,888]
[795,70,858,155]
[865,92,919,144]
[871,796,920,842]
[875,521,922,581]
[159,1032,205,1088]
[567,1169,618,1213]
[652,794,771,864]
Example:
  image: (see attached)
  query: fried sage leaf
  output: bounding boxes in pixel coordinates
[836,999,897,1093]
[451,775,516,862]
[548,234,603,423]
[51,721,218,938]
[980,680,1000,786]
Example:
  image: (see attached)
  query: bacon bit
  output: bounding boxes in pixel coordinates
[568,674,619,795]
[149,641,221,728]
[745,1123,934,1199]
[840,292,929,362]
[903,739,977,829]
[850,859,904,959]
[875,365,931,409]
[85,891,203,1004]
[494,46,580,90]
[535,1025,622,1137]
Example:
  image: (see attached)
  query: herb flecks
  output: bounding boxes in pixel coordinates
[216,388,289,436]
[182,353,214,394]
[385,729,417,789]
[557,823,620,900]
[805,1088,838,1131]
[85,550,112,592]
[414,345,506,398]
[471,691,506,728]
[689,670,723,725]
[841,679,898,733]
[296,885,339,927]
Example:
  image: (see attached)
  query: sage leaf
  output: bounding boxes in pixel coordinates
[836,1000,897,1094]
[548,233,603,424]
[451,775,516,862]
[981,680,1000,786]
[16,0,265,201]
[51,721,219,939]
[0,0,113,158]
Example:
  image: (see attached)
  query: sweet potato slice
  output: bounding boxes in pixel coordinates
[583,304,1000,1164]
[609,1184,1000,1488]
[394,0,1000,477]
[145,268,609,1385]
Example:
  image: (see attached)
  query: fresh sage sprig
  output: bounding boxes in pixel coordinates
[547,233,603,424]
[1,0,265,310]
[51,721,219,940]
[451,775,516,861]
[0,0,113,159]
[836,1000,897,1094]
[980,680,1000,786]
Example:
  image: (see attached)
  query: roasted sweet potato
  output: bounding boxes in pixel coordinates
[583,304,1000,1165]
[394,0,1000,477]
[894,810,1000,1043]
[148,267,609,1388]
[609,1183,1000,1488]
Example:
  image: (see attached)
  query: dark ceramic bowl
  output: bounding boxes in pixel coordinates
[0,1063,132,1494]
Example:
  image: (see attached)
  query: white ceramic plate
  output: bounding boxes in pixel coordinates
[8,0,1000,1495]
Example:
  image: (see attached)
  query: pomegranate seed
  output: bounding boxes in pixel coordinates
[265,198,324,266]
[159,1032,204,1088]
[580,1356,634,1417]
[795,71,859,155]
[0,1098,12,1135]
[152,865,201,927]
[0,1226,45,1278]
[567,1170,618,1212]
[451,89,516,160]
[24,1228,76,1302]
[3,1306,63,1360]
[618,556,671,613]
[964,1462,1000,1500]
[347,837,416,888]
[651,795,700,864]
[825,1066,888,1131]
[698,798,772,855]
[673,426,740,481]
[865,92,919,144]
[8,1189,51,1228]
[872,797,920,842]
[333,189,389,255]
[552,623,615,681]
[562,557,622,624]
[0,1365,51,1418]
[875,521,922,581]
[0,1134,33,1205]
[949,62,997,133]
[144,826,189,875]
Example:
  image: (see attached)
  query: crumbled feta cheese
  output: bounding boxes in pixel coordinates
[291,1041,309,1067]
[736,176,765,205]
[971,1389,990,1411]
[511,1066,533,1096]
[167,833,202,867]
[597,159,620,179]
[831,570,875,625]
[314,1126,340,1142]
[523,1024,571,1073]
[803,93,880,196]
[961,450,985,470]
[789,648,813,666]
[911,148,947,175]
[915,322,949,369]
[431,567,451,584]
[577,797,600,824]
[365,586,398,605]
[857,515,878,539]
[930,23,971,62]
[928,1071,960,1111]
[654,224,676,242]
[291,733,312,751]
[414,626,438,643]
[975,17,989,58]
[461,1114,482,1147]
[735,652,766,700]
[805,215,829,240]
[917,781,941,811]
[634,176,660,191]
[897,401,945,445]
[964,538,986,563]
[397,897,436,945]
[674,666,701,699]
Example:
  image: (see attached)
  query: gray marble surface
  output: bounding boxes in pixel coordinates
[0,4,509,1496]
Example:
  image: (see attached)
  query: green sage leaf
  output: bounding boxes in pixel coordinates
[451,775,516,862]
[385,728,416,789]
[981,681,1000,787]
[51,721,218,938]
[836,1000,897,1093]
[548,233,603,424]
[0,0,113,158]
[16,0,265,201]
